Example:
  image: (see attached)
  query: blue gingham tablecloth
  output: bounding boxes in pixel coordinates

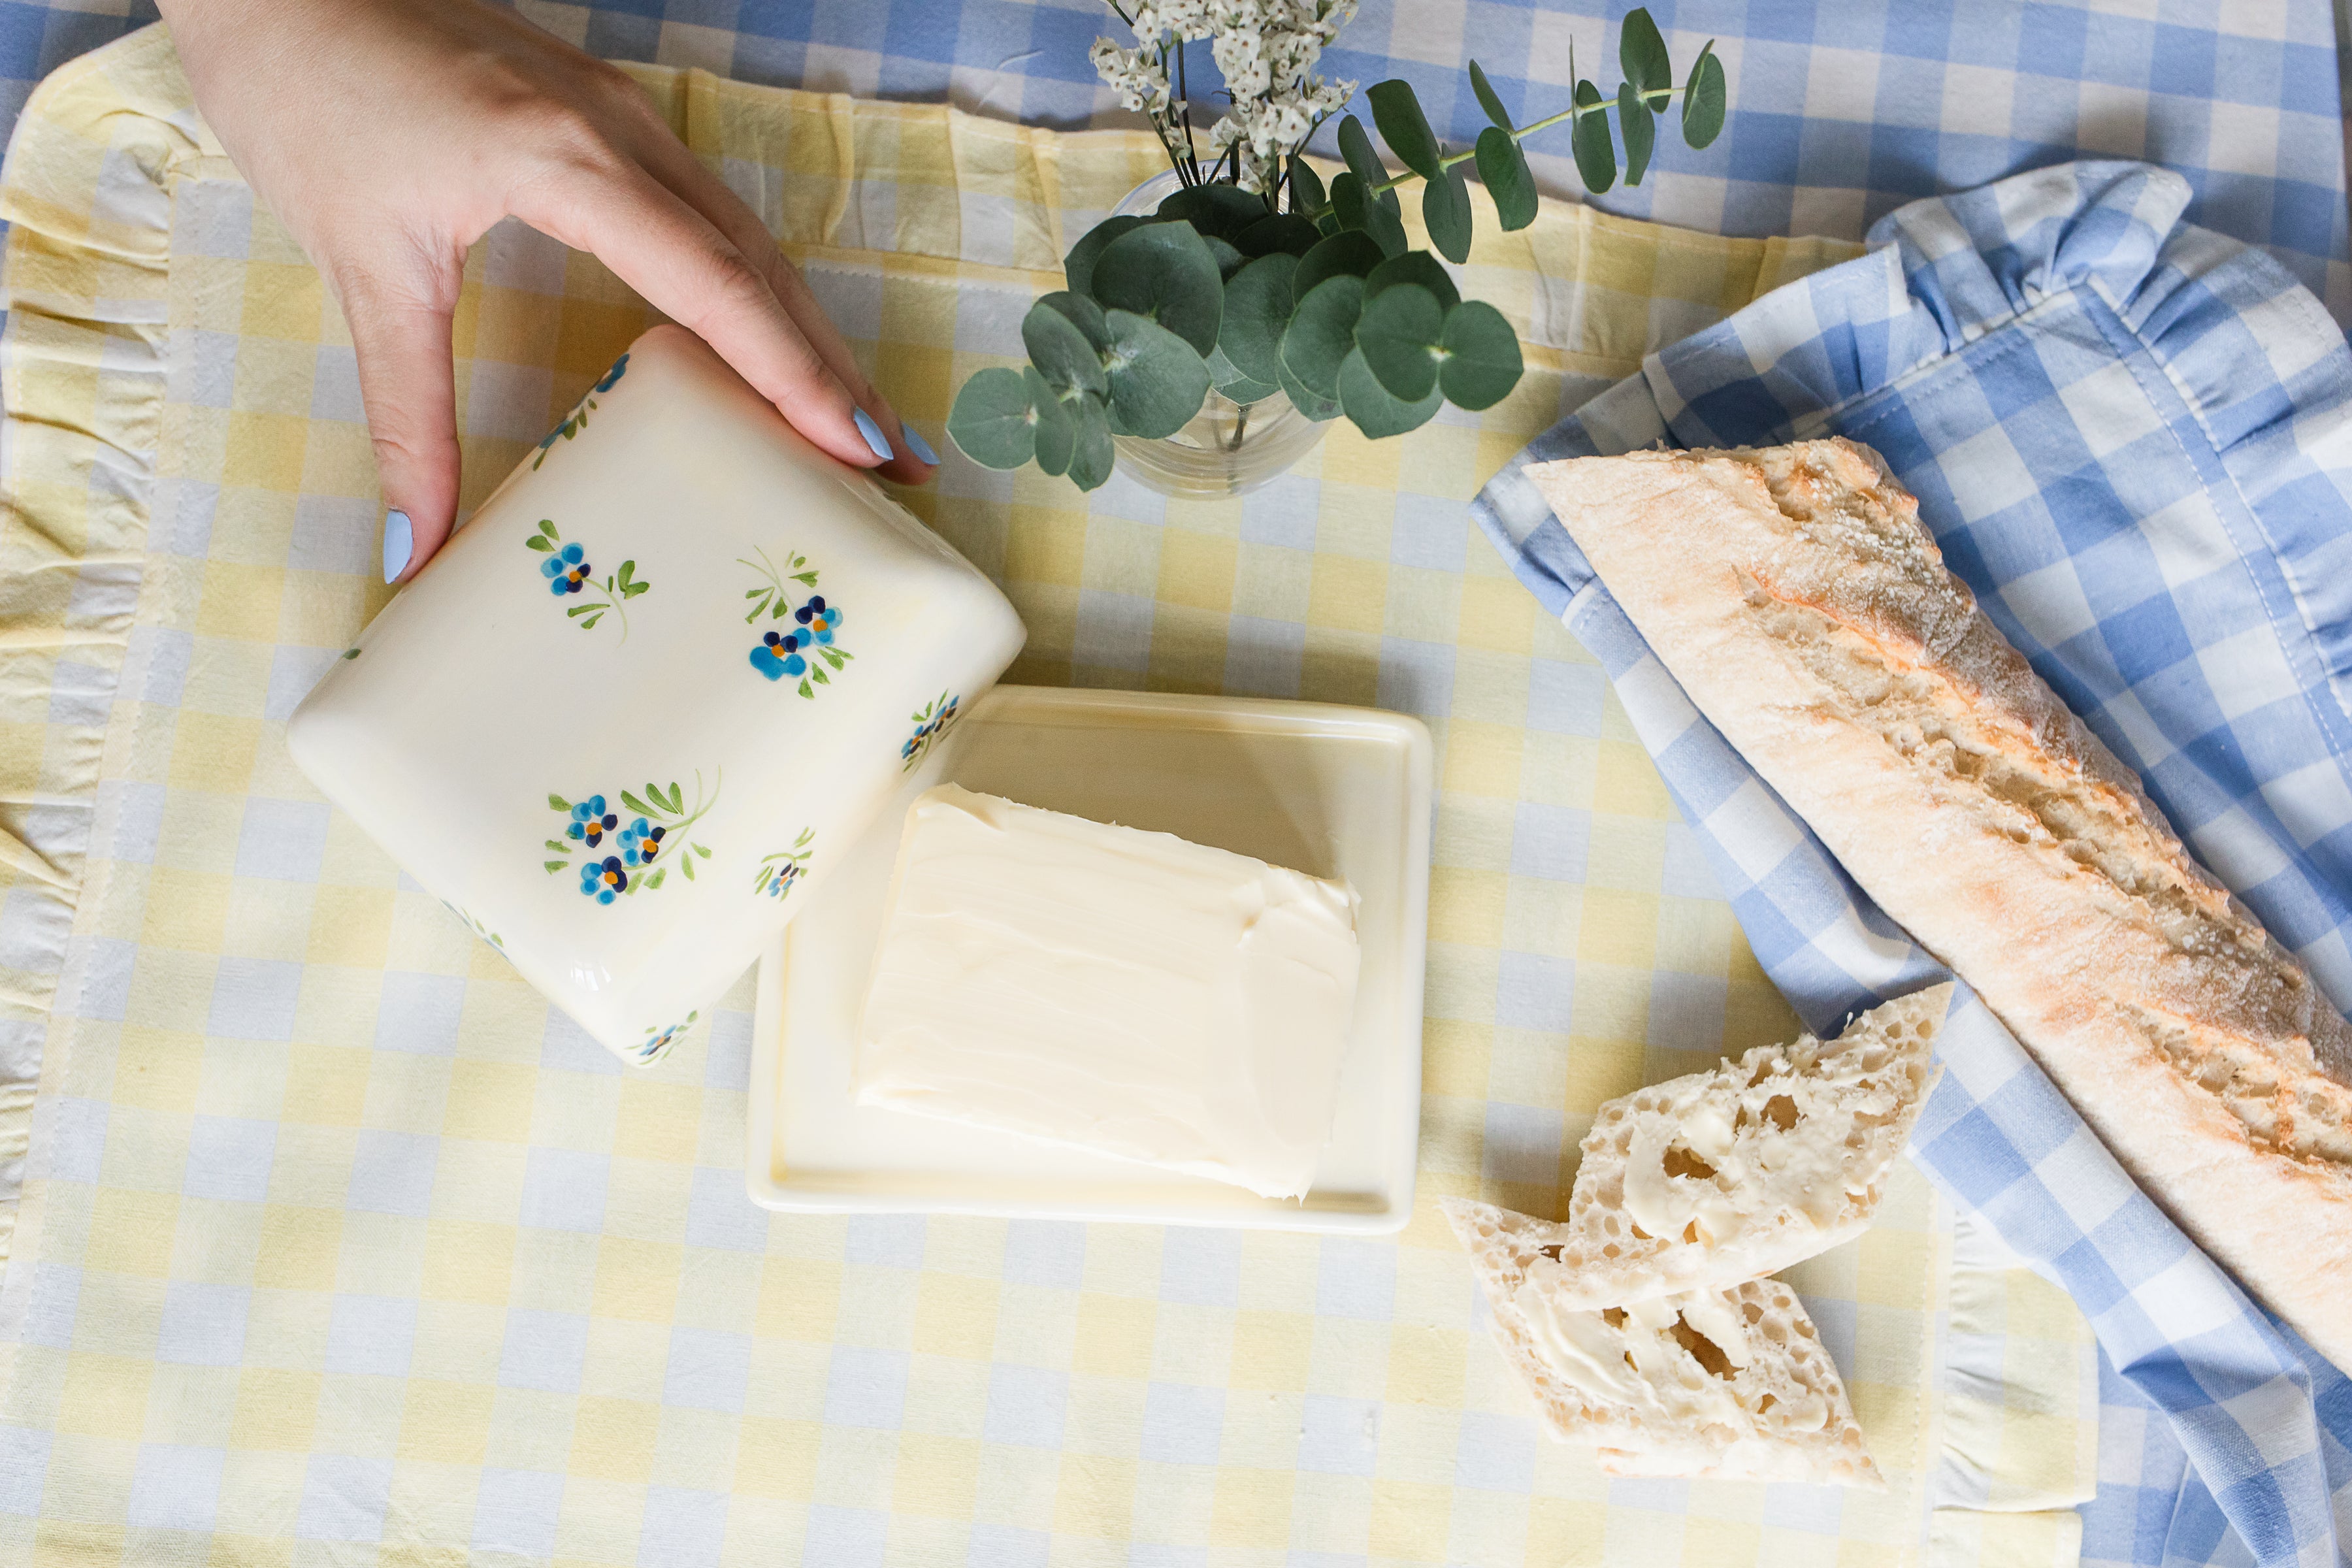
[1473,160,2352,1568]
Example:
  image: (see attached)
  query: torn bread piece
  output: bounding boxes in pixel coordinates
[1445,1198,1882,1486]
[1548,984,1951,1309]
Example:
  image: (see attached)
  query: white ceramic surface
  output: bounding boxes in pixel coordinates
[287,326,1027,1066]
[747,685,1433,1233]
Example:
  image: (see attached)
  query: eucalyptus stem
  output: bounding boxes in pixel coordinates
[1365,86,1690,197]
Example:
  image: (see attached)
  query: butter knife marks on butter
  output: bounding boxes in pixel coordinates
[851,783,1363,1200]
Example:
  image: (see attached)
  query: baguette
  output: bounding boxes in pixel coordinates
[1527,439,2352,1371]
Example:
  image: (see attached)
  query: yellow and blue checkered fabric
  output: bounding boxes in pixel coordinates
[0,25,2094,1565]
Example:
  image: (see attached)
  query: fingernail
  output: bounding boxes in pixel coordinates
[852,408,894,463]
[382,509,412,583]
[903,424,939,466]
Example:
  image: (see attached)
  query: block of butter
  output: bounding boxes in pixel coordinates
[851,784,1363,1200]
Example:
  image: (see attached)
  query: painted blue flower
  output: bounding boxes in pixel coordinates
[595,353,630,393]
[757,860,804,899]
[794,596,844,645]
[750,628,808,681]
[618,817,666,868]
[579,855,628,904]
[540,542,589,595]
[568,795,617,847]
[638,1007,694,1063]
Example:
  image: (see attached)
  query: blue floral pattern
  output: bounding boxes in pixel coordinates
[532,351,629,469]
[900,692,962,770]
[742,549,853,698]
[545,774,719,902]
[633,1009,698,1066]
[753,826,815,899]
[527,519,649,636]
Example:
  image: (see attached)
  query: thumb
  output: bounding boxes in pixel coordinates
[338,267,461,585]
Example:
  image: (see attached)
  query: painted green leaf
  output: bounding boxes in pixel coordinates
[1064,394,1115,491]
[546,839,567,852]
[1063,214,1148,295]
[1422,166,1473,265]
[697,842,714,858]
[548,794,570,811]
[621,789,651,816]
[1352,282,1445,402]
[578,613,602,629]
[1029,370,1078,478]
[1339,346,1443,438]
[1469,60,1512,130]
[1237,214,1322,259]
[526,536,553,551]
[1439,299,1524,410]
[565,603,597,618]
[1293,230,1386,304]
[546,860,567,874]
[1683,42,1726,148]
[681,854,696,881]
[1024,296,1109,399]
[1475,127,1537,232]
[945,365,1038,470]
[1367,250,1460,312]
[1367,80,1442,180]
[1619,82,1656,186]
[1219,252,1300,387]
[661,783,684,813]
[647,870,665,890]
[1287,155,1327,218]
[1089,222,1223,355]
[1101,308,1211,440]
[1571,81,1617,193]
[1279,274,1366,401]
[1620,7,1673,97]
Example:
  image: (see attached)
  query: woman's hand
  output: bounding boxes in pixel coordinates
[156,0,937,582]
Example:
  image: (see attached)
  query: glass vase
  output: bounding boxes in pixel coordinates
[1105,170,1328,500]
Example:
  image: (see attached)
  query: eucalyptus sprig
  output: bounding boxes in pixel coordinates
[949,8,1727,491]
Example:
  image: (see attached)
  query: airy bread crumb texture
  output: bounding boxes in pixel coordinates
[1552,984,1949,1309]
[1528,438,2352,1371]
[1444,1198,1882,1487]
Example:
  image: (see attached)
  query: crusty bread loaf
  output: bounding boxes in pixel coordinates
[1550,984,1948,1308]
[1527,438,2352,1371]
[1444,1198,1882,1486]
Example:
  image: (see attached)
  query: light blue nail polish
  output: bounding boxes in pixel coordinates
[382,509,412,583]
[903,424,939,466]
[852,408,894,463]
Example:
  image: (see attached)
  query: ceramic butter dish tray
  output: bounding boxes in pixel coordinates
[289,326,1026,1066]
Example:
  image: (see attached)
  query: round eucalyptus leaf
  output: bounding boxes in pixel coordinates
[1156,182,1270,240]
[1202,233,1247,280]
[1337,114,1387,193]
[1475,127,1539,231]
[1620,7,1673,96]
[1682,43,1726,148]
[1422,165,1473,265]
[1571,83,1617,193]
[1238,214,1322,258]
[1368,79,1442,180]
[1352,282,1444,402]
[1367,250,1460,313]
[1315,209,1341,237]
[1469,59,1512,131]
[1363,188,1409,258]
[1293,230,1386,304]
[1101,308,1211,439]
[1038,289,1110,344]
[1027,368,1077,477]
[1339,346,1442,438]
[1438,299,1524,410]
[1090,223,1224,355]
[945,366,1037,470]
[1287,155,1328,218]
[1618,82,1656,186]
[1022,297,1107,399]
[1279,274,1365,402]
[1277,357,1342,423]
[1207,345,1280,406]
[1064,394,1115,491]
[1218,252,1300,387]
[1064,214,1147,296]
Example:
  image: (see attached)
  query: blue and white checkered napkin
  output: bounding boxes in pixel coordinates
[1471,161,2352,1568]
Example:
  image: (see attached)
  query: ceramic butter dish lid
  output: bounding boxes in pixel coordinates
[288,325,1027,1066]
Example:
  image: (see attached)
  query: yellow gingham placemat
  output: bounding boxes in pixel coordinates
[0,24,2096,1565]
